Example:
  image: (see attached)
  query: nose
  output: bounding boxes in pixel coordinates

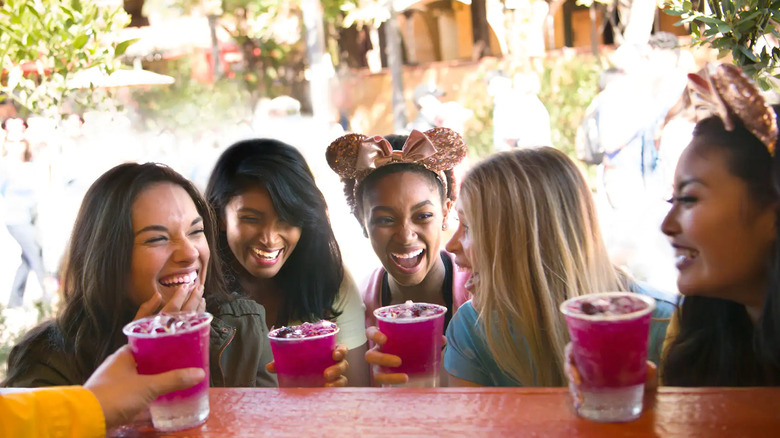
[445,224,461,254]
[394,221,417,244]
[174,237,199,264]
[258,223,282,247]
[660,206,678,237]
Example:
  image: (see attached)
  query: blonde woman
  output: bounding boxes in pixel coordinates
[443,147,674,386]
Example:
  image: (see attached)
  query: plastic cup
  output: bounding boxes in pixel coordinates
[268,321,340,387]
[123,312,212,432]
[560,292,656,422]
[373,301,447,387]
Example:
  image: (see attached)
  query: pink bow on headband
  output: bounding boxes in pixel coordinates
[356,129,438,171]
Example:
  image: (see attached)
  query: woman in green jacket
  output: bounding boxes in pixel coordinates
[2,162,277,388]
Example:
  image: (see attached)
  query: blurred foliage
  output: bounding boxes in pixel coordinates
[663,0,780,90]
[460,71,494,160]
[130,58,252,135]
[460,53,602,166]
[539,53,602,159]
[0,0,133,117]
[0,300,54,381]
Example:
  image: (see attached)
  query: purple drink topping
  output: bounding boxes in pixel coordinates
[269,320,338,339]
[128,313,211,335]
[572,295,648,316]
[376,300,446,319]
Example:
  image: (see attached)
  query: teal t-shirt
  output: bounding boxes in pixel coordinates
[443,283,676,387]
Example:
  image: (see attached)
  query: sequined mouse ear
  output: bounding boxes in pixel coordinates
[709,63,778,155]
[326,133,367,179]
[689,63,778,155]
[418,127,468,172]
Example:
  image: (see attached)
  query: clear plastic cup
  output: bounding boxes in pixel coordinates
[268,321,340,387]
[123,312,212,432]
[560,292,656,422]
[373,301,447,387]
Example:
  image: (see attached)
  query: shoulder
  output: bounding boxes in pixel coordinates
[334,267,368,349]
[631,281,677,318]
[213,294,267,318]
[3,321,78,387]
[447,301,481,344]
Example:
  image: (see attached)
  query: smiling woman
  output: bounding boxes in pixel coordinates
[326,128,469,386]
[661,63,780,386]
[2,163,277,389]
[206,139,369,387]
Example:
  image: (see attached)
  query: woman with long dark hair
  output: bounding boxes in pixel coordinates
[661,63,780,386]
[3,162,276,388]
[206,139,367,386]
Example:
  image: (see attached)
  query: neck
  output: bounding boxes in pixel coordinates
[736,282,766,325]
[388,254,446,305]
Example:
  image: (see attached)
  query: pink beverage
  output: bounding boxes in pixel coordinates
[123,312,212,432]
[268,321,340,387]
[373,301,447,387]
[560,292,656,422]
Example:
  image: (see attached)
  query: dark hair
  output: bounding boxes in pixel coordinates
[758,104,780,371]
[205,139,343,324]
[342,134,457,232]
[662,115,780,386]
[3,162,229,385]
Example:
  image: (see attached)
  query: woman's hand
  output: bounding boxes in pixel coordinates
[134,284,206,321]
[265,344,350,387]
[84,345,205,429]
[564,343,657,409]
[364,326,408,386]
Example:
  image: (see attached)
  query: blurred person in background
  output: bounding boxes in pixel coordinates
[1,117,49,308]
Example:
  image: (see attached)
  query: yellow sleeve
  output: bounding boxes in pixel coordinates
[0,386,106,438]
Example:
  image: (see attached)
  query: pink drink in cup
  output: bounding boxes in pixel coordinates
[373,301,447,387]
[268,321,339,387]
[560,292,656,422]
[123,312,212,432]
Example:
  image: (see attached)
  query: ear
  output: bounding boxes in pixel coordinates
[442,198,453,226]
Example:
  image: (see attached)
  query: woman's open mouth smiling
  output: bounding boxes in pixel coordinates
[390,248,425,274]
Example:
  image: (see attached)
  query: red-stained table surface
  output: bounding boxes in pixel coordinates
[111,387,780,437]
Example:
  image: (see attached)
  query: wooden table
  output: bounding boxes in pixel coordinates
[111,387,780,437]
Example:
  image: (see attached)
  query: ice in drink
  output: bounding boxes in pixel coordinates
[560,292,655,422]
[268,320,339,387]
[123,312,212,432]
[373,301,447,387]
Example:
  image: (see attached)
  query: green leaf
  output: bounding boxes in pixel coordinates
[739,46,759,62]
[73,33,88,49]
[114,38,138,57]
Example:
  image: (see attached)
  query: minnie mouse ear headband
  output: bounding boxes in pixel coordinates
[326,127,467,199]
[687,63,778,155]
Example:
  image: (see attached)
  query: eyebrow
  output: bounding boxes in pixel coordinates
[370,200,434,215]
[134,217,203,236]
[237,207,265,216]
[677,178,706,191]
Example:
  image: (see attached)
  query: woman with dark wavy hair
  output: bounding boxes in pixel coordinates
[661,63,780,386]
[3,162,276,388]
[206,139,367,386]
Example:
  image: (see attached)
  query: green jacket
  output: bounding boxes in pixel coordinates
[3,297,277,388]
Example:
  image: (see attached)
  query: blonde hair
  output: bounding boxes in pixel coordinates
[460,147,628,386]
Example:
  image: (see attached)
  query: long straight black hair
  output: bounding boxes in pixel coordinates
[206,139,343,325]
[662,116,780,386]
[3,163,229,386]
